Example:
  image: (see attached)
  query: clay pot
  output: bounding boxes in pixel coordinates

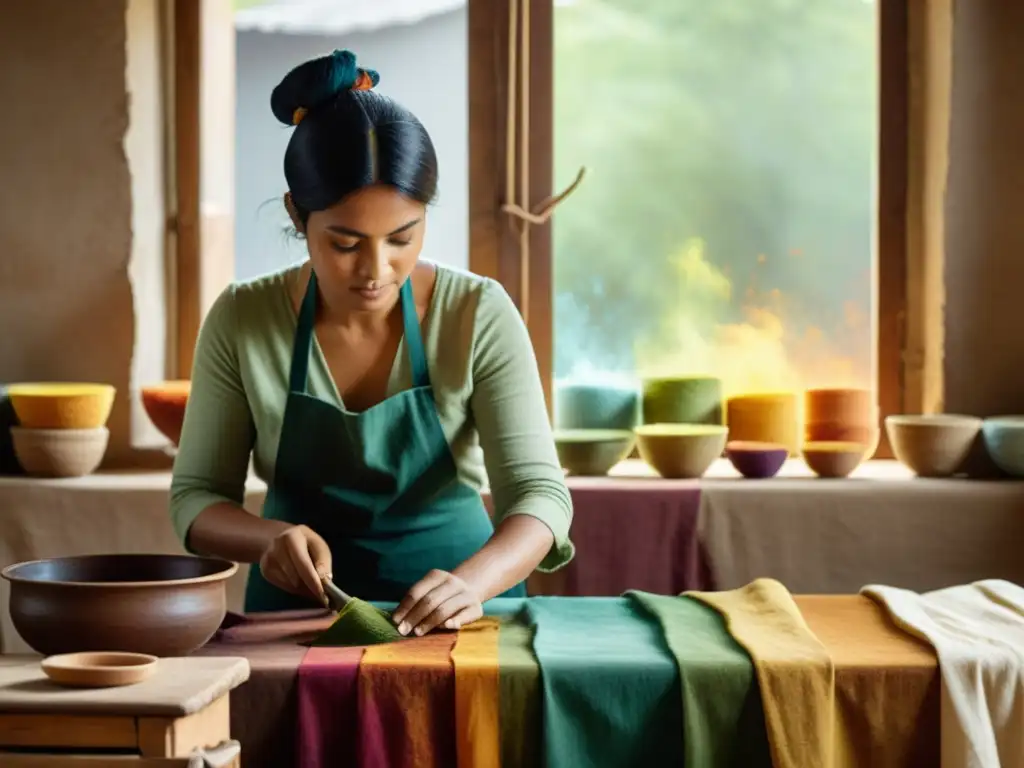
[2,554,237,657]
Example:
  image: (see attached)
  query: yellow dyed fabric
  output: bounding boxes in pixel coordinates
[689,579,838,768]
[451,617,501,768]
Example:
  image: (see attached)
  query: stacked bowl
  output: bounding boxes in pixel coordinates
[6,383,115,477]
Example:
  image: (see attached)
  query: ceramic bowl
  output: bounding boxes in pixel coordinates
[885,414,981,477]
[802,441,868,478]
[6,383,115,430]
[635,423,728,479]
[554,383,640,431]
[641,376,723,426]
[10,426,109,477]
[2,554,237,657]
[141,380,191,446]
[981,416,1024,477]
[725,393,800,455]
[726,441,789,479]
[554,429,635,477]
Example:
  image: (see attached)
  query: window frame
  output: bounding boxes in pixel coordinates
[469,0,917,459]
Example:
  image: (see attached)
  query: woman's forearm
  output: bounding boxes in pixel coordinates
[453,514,554,600]
[186,502,292,564]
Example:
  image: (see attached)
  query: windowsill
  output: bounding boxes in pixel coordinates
[1,457,1012,491]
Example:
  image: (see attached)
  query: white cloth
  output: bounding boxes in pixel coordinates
[862,580,1024,768]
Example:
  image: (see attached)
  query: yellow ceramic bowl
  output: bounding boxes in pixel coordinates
[802,440,868,478]
[635,423,728,479]
[7,383,115,430]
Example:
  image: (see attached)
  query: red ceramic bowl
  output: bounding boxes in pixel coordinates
[141,381,190,446]
[726,441,789,479]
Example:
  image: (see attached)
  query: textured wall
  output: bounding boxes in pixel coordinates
[0,0,138,466]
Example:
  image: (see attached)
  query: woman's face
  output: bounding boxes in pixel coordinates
[301,184,426,313]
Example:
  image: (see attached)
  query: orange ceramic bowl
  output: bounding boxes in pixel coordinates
[140,381,191,446]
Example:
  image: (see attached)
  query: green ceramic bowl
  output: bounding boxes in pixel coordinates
[642,376,723,426]
[554,429,636,477]
[635,423,729,479]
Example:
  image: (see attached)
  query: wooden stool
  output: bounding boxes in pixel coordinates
[0,655,249,767]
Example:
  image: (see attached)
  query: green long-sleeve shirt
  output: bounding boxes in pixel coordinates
[170,263,574,571]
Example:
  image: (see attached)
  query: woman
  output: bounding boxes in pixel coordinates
[170,50,573,638]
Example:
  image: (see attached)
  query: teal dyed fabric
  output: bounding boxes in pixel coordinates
[526,597,684,767]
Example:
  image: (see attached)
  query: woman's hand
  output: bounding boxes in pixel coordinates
[392,569,483,636]
[259,524,332,606]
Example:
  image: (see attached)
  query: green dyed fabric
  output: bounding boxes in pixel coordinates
[628,592,773,768]
[498,612,541,768]
[526,597,684,767]
[309,599,402,647]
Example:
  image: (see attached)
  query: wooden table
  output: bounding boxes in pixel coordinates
[0,656,249,767]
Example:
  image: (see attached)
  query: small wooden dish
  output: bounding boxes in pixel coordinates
[41,651,158,688]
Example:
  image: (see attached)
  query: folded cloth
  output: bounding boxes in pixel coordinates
[497,611,541,768]
[452,617,501,768]
[309,599,402,647]
[526,596,685,767]
[863,580,1024,768]
[689,579,836,768]
[628,591,772,768]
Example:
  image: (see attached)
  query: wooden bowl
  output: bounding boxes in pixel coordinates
[2,554,237,657]
[726,440,788,479]
[802,441,868,478]
[42,652,157,688]
[6,383,115,429]
[981,416,1024,477]
[554,429,635,476]
[635,423,728,479]
[10,426,109,477]
[885,414,981,477]
[140,380,191,446]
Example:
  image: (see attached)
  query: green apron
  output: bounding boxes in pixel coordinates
[245,271,526,611]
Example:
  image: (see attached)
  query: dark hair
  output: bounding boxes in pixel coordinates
[271,50,438,224]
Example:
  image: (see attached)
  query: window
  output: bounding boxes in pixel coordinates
[469,0,911,458]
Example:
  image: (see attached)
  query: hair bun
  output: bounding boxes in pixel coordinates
[270,49,381,127]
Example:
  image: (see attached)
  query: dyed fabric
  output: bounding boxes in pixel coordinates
[497,611,541,768]
[309,600,401,647]
[863,580,1024,768]
[297,646,363,768]
[357,632,459,768]
[628,592,772,768]
[451,617,501,768]
[526,596,684,767]
[689,579,836,768]
[797,595,939,768]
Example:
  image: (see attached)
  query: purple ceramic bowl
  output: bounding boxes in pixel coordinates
[726,441,789,479]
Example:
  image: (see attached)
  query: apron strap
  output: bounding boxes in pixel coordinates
[400,278,431,388]
[289,270,319,394]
